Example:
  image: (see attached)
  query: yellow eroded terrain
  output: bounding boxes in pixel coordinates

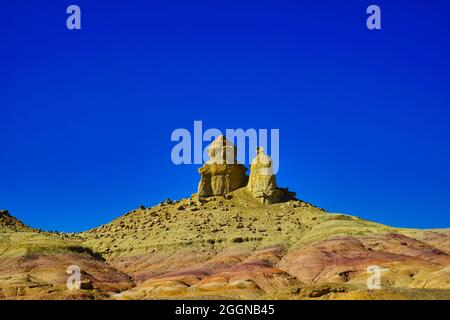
[1,190,449,299]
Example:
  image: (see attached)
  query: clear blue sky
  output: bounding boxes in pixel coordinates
[1,0,450,232]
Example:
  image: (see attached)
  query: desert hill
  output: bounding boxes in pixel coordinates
[78,188,450,300]
[0,210,133,299]
[1,189,450,300]
[1,137,449,299]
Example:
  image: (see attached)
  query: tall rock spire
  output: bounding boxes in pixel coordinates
[248,147,277,193]
[248,147,295,204]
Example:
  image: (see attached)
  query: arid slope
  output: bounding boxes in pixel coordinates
[1,190,449,300]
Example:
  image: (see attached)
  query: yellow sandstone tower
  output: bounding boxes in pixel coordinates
[198,136,295,204]
[197,136,248,197]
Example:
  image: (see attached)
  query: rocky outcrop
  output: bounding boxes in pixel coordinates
[248,147,277,193]
[247,148,277,195]
[198,136,248,197]
[248,147,295,204]
[197,138,294,203]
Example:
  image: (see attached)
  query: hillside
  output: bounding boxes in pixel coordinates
[0,210,35,233]
[1,189,449,300]
[1,137,449,299]
[0,210,134,299]
[79,189,450,299]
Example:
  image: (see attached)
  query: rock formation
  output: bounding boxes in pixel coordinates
[248,147,277,192]
[197,137,295,203]
[248,147,295,204]
[2,162,450,299]
[198,136,248,197]
[2,198,450,299]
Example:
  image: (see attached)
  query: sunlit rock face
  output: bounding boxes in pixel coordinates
[198,136,248,197]
[248,147,295,204]
[248,147,277,193]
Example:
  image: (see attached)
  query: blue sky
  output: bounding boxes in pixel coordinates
[1,0,450,232]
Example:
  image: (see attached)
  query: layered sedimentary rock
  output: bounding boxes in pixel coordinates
[198,136,248,197]
[2,190,450,299]
[0,218,134,299]
[80,194,450,300]
[248,147,295,204]
[248,147,277,193]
